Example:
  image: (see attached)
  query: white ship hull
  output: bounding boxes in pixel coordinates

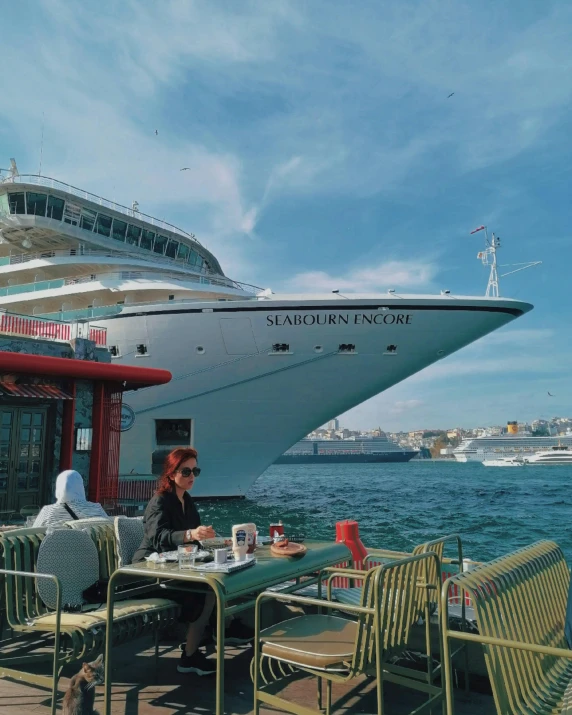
[0,174,533,497]
[97,297,530,497]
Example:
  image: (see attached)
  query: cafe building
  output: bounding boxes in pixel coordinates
[0,314,170,519]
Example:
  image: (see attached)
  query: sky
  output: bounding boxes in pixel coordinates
[1,0,571,431]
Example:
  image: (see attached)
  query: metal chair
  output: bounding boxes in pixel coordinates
[253,551,444,715]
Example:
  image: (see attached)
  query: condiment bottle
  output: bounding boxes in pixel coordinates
[232,524,249,561]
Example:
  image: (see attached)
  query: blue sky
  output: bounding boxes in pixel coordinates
[2,0,571,431]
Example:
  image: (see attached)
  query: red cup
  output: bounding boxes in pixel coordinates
[269,522,284,539]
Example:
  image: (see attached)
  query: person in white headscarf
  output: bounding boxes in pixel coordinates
[33,470,109,527]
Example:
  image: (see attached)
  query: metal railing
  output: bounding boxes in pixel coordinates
[0,247,215,275]
[0,174,202,246]
[0,310,107,346]
[0,269,260,297]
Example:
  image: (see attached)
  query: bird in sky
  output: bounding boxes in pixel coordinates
[155,129,158,135]
[180,167,191,171]
[548,391,554,397]
[447,92,455,98]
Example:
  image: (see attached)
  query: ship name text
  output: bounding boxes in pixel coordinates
[266,313,413,327]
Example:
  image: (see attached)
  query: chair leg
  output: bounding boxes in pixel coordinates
[326,679,332,715]
[317,675,323,710]
[154,627,160,682]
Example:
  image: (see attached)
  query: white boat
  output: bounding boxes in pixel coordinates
[482,457,525,467]
[523,446,572,465]
[0,168,533,496]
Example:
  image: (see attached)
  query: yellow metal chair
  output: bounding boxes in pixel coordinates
[441,540,572,715]
[253,551,444,715]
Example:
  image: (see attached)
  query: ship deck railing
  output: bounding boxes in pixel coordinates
[0,174,202,246]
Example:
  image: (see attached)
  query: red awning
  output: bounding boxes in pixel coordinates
[0,353,171,391]
[0,383,74,399]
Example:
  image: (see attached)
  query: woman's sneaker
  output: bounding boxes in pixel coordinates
[215,619,255,645]
[177,649,216,675]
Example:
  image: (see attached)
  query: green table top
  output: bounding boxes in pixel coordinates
[116,540,351,600]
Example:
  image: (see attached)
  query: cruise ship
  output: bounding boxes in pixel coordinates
[275,436,417,464]
[453,434,572,462]
[0,167,533,496]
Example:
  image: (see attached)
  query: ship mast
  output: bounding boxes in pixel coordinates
[476,227,501,297]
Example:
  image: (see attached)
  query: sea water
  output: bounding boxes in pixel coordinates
[199,461,572,563]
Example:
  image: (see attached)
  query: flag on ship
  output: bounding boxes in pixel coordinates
[470,225,486,234]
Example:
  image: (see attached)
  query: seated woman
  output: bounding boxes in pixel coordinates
[132,446,218,676]
[33,470,110,527]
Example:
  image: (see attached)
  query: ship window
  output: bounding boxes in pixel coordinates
[165,239,179,259]
[126,224,141,246]
[155,419,192,446]
[8,192,25,214]
[196,254,204,269]
[177,244,189,261]
[47,195,64,220]
[112,218,127,242]
[136,343,148,356]
[26,192,47,216]
[95,213,112,237]
[109,345,120,357]
[140,229,155,250]
[188,249,198,266]
[338,343,356,353]
[79,208,97,231]
[153,235,168,255]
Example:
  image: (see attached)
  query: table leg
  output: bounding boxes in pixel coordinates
[212,582,226,715]
[103,571,119,715]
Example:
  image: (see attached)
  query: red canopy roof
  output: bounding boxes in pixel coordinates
[0,352,171,391]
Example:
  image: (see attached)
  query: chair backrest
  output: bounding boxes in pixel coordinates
[114,516,144,567]
[20,505,40,518]
[444,540,569,714]
[36,529,99,609]
[352,551,437,673]
[413,534,463,610]
[1,528,49,628]
[67,522,118,581]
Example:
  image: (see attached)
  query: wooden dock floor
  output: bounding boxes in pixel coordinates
[0,636,495,714]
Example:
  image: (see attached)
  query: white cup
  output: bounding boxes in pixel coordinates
[214,548,227,564]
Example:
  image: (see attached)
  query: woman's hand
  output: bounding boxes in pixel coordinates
[189,525,216,542]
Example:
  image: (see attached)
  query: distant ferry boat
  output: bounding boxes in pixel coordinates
[483,446,572,467]
[454,434,572,463]
[275,437,417,464]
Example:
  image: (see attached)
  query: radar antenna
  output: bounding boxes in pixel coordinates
[473,225,541,297]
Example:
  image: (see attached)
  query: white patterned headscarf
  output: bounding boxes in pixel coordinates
[54,470,86,503]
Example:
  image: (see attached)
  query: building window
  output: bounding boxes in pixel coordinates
[126,224,141,246]
[95,213,112,237]
[79,208,97,232]
[177,244,190,262]
[112,218,127,242]
[140,229,155,251]
[8,192,26,214]
[47,195,65,220]
[165,239,179,259]
[136,344,148,356]
[153,235,168,255]
[26,192,47,216]
[155,419,192,446]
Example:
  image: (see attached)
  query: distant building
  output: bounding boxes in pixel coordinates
[327,418,340,431]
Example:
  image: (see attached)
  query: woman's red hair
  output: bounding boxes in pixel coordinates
[156,447,199,494]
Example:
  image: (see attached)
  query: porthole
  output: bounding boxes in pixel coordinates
[196,346,205,354]
[314,345,323,353]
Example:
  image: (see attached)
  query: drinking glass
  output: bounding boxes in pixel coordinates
[178,544,198,570]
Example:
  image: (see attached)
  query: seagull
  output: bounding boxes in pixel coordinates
[180,167,191,171]
[447,92,455,98]
[548,391,554,397]
[155,129,158,135]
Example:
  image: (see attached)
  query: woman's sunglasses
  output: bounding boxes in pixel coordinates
[179,467,201,478]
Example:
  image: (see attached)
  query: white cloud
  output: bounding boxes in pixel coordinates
[390,400,424,415]
[282,260,438,293]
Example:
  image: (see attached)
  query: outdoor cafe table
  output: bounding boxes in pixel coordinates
[103,540,351,715]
